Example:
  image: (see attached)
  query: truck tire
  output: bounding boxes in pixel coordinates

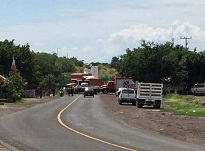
[137,103,143,108]
[154,105,161,109]
[118,99,122,105]
[137,99,143,108]
[132,101,136,106]
[103,89,108,94]
[154,100,161,109]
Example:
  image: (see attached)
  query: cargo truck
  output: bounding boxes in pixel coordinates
[137,82,163,109]
[101,77,137,94]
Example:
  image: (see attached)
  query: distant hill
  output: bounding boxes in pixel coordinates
[75,64,117,81]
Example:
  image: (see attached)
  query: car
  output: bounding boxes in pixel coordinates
[118,88,137,106]
[75,83,89,93]
[191,83,205,95]
[84,87,94,98]
[115,87,126,97]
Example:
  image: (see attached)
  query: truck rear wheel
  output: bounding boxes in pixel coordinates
[137,104,143,108]
[137,99,144,108]
[118,99,122,105]
[154,105,160,109]
[132,101,136,106]
[103,89,108,94]
[154,100,161,109]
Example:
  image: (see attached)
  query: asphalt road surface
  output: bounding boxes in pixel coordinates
[0,95,205,151]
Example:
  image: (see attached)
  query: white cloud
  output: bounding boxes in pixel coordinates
[110,24,171,42]
[110,21,205,51]
[1,0,205,63]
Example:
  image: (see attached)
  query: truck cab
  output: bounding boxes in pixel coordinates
[191,83,205,95]
[101,81,115,94]
[101,77,137,94]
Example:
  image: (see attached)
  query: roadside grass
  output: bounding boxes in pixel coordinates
[0,97,37,104]
[162,93,205,117]
[16,98,35,103]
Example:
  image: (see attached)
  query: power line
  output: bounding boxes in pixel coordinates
[180,36,192,50]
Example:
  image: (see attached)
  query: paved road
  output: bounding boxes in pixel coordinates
[0,95,205,151]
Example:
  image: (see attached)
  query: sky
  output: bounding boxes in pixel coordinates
[1,0,205,63]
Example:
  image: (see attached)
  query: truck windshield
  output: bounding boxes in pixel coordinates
[194,84,204,88]
[122,89,134,94]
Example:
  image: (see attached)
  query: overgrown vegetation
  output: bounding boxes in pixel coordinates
[1,38,205,103]
[0,39,117,102]
[3,70,27,102]
[163,93,205,117]
[111,40,205,90]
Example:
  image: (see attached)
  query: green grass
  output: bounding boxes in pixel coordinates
[162,93,205,117]
[16,98,33,103]
[0,97,36,104]
[0,98,8,102]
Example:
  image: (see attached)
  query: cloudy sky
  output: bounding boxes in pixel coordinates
[1,0,205,63]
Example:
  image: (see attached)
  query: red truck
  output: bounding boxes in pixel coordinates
[101,77,137,94]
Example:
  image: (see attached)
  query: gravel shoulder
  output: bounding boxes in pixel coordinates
[0,94,205,150]
[100,94,205,146]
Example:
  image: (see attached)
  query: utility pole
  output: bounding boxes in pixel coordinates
[180,37,192,50]
[171,28,174,46]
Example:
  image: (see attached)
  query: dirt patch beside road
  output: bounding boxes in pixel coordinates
[100,94,205,146]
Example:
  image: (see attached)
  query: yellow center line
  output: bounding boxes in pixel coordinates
[57,96,138,151]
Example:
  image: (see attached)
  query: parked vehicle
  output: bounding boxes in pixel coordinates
[101,77,137,94]
[191,83,205,95]
[84,87,94,98]
[74,82,89,93]
[118,88,137,105]
[71,73,104,94]
[137,82,163,109]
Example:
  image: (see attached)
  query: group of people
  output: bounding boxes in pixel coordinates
[59,85,75,97]
[35,89,55,98]
[35,89,44,98]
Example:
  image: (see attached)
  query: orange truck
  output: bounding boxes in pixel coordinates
[70,72,104,93]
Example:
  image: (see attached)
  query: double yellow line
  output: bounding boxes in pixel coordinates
[57,96,138,151]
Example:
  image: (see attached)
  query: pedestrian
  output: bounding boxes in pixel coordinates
[70,85,74,96]
[39,89,43,98]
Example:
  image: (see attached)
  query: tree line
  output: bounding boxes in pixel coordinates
[1,39,204,101]
[0,39,84,102]
[111,40,205,91]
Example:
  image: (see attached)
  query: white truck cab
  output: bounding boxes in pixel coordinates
[191,83,205,95]
[118,88,137,106]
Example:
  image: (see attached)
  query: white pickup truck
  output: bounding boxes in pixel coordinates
[118,88,137,106]
[191,83,205,95]
[137,82,163,109]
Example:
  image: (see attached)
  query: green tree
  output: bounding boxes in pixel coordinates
[3,70,27,102]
